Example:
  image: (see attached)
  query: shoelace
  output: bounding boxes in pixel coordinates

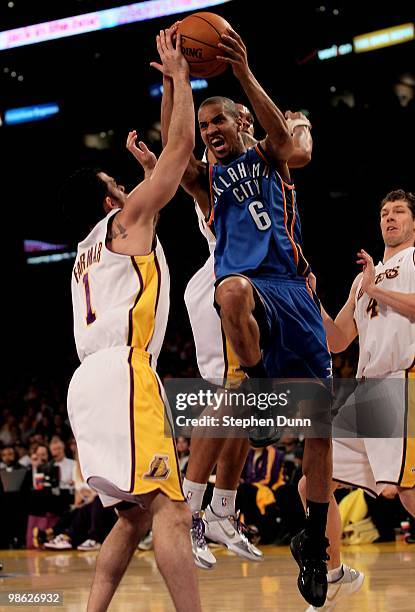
[229,512,251,544]
[192,516,208,550]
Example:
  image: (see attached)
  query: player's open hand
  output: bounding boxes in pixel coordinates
[217,28,249,80]
[150,28,189,79]
[126,130,157,177]
[285,111,312,133]
[357,249,376,295]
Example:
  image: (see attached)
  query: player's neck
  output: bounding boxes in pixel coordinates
[383,238,414,263]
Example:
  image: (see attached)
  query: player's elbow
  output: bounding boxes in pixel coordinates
[328,338,349,354]
[288,150,312,169]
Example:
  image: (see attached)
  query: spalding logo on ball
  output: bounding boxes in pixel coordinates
[177,12,232,78]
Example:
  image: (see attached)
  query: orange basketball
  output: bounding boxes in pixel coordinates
[177,12,231,78]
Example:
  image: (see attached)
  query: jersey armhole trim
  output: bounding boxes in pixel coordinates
[206,164,215,227]
[255,143,295,189]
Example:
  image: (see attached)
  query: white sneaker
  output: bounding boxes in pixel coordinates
[44,534,72,550]
[204,506,263,562]
[138,531,153,551]
[191,512,217,570]
[305,565,365,610]
[77,539,101,551]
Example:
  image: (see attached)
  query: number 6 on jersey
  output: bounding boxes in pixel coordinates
[248,200,271,230]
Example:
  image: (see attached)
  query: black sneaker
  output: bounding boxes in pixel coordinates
[290,529,329,607]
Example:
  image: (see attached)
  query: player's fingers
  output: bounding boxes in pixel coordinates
[150,61,164,73]
[138,141,149,152]
[175,32,182,52]
[159,30,167,54]
[164,28,173,50]
[216,55,237,65]
[217,42,240,59]
[155,34,162,56]
[220,34,243,52]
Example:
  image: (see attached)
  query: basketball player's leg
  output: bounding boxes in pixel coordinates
[87,500,153,612]
[298,476,341,570]
[215,276,263,369]
[151,493,202,612]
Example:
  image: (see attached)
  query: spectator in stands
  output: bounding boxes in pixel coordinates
[176,437,190,476]
[0,446,26,472]
[18,415,35,444]
[237,445,285,543]
[49,436,74,491]
[0,446,30,548]
[15,442,31,468]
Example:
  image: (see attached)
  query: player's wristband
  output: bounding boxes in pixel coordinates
[287,117,312,134]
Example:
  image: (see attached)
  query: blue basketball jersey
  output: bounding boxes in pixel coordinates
[208,144,310,281]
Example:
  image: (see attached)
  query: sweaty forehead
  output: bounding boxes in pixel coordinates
[381,199,409,212]
[198,103,227,122]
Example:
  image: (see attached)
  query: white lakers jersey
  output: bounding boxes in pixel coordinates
[195,149,216,253]
[354,246,415,377]
[71,209,169,367]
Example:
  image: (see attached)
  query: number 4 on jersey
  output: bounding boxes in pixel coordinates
[366,297,379,319]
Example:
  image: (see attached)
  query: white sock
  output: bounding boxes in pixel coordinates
[328,564,344,583]
[207,487,237,518]
[182,478,207,513]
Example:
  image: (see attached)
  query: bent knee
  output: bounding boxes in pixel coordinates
[216,277,254,315]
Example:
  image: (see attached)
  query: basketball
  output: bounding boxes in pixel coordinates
[177,12,232,78]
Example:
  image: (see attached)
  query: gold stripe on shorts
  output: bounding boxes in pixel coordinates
[399,366,415,487]
[128,348,184,500]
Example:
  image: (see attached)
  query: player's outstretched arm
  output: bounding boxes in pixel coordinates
[123,30,194,220]
[286,111,313,169]
[157,26,209,217]
[309,272,360,353]
[217,29,294,168]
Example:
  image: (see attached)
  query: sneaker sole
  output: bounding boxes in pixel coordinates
[194,556,216,570]
[225,543,264,562]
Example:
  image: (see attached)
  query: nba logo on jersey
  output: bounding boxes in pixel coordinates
[143,455,171,480]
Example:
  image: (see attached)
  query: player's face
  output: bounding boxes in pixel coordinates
[236,103,255,136]
[198,102,244,163]
[380,200,415,247]
[98,172,127,213]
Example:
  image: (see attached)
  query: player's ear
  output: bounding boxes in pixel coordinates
[104,195,116,212]
[236,115,243,133]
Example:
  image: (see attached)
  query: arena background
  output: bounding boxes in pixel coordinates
[1,0,414,387]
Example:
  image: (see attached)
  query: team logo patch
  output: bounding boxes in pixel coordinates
[143,455,171,480]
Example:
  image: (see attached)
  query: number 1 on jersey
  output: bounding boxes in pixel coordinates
[83,273,97,325]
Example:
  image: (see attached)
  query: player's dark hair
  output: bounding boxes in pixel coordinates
[380,189,415,219]
[60,167,108,241]
[199,96,239,119]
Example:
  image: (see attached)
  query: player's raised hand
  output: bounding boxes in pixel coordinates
[126,130,157,177]
[150,28,189,78]
[357,249,376,294]
[217,28,249,80]
[285,111,312,133]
